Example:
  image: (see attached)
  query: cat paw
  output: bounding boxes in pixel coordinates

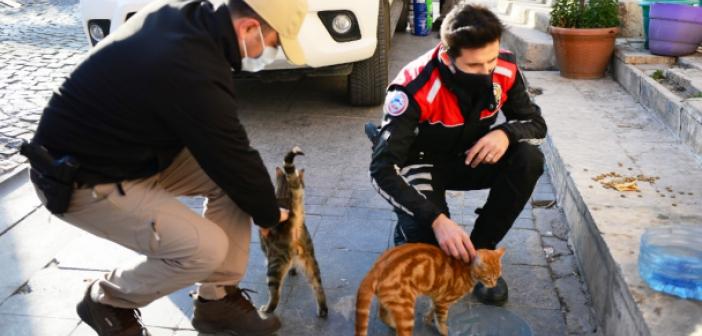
[317,305,328,318]
[259,304,276,314]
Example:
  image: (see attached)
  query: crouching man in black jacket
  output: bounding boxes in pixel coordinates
[367,4,547,306]
[25,0,307,335]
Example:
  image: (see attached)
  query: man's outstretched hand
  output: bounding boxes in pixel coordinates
[260,208,289,238]
[432,214,477,263]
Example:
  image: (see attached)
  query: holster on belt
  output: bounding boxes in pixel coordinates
[19,141,80,215]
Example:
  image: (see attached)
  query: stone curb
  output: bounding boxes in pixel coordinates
[613,58,702,159]
[0,164,26,189]
[542,135,651,336]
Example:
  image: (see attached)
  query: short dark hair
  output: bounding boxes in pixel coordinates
[440,4,506,58]
[228,0,272,31]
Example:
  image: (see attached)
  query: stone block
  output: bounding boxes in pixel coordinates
[681,100,702,156]
[640,74,683,134]
[614,44,675,65]
[501,25,556,70]
[614,58,642,101]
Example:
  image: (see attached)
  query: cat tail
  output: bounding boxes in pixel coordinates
[284,146,304,174]
[354,269,377,336]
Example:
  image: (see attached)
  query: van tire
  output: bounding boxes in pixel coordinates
[348,0,390,106]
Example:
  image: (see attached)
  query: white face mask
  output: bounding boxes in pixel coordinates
[241,27,279,72]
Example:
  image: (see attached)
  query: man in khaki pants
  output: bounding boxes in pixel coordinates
[26,0,307,335]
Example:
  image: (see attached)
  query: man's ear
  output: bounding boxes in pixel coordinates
[232,17,261,41]
[275,167,284,177]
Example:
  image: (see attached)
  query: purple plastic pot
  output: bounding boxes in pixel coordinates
[649,3,702,56]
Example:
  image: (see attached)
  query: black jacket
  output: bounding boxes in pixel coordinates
[32,0,280,228]
[369,46,547,225]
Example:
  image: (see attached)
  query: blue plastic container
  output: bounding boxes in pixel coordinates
[412,0,431,36]
[639,225,702,301]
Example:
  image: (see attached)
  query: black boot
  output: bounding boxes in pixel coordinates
[473,277,509,306]
[76,282,151,336]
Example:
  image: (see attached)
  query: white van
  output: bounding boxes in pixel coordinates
[79,0,409,106]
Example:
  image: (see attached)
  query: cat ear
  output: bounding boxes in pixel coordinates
[299,169,305,186]
[276,167,284,177]
[496,247,506,257]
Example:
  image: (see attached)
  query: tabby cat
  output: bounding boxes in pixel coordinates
[259,146,328,318]
[355,243,505,336]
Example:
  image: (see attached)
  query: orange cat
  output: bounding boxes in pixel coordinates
[355,243,505,336]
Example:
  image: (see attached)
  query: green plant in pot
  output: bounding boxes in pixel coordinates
[549,0,621,79]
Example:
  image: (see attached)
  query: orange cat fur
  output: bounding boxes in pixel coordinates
[355,243,505,336]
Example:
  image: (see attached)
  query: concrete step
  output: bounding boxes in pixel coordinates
[613,41,702,156]
[490,0,555,70]
[525,71,702,336]
[534,11,551,34]
[500,2,551,31]
[501,23,556,70]
[679,52,702,71]
[666,67,702,97]
[497,0,552,30]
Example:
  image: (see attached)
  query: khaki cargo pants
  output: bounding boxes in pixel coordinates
[46,149,252,308]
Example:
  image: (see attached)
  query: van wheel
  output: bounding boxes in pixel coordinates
[348,0,390,106]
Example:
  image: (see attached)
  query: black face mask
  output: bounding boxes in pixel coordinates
[452,67,494,98]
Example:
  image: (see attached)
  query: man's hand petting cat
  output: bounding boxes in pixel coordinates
[432,214,477,263]
[260,208,290,238]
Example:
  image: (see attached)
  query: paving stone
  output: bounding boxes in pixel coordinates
[276,288,394,336]
[313,217,393,253]
[0,314,79,336]
[71,323,176,336]
[542,236,573,259]
[0,266,99,319]
[503,265,561,310]
[53,232,142,272]
[500,228,548,266]
[512,217,535,230]
[0,207,83,301]
[533,207,569,240]
[508,306,567,336]
[554,275,599,335]
[550,254,579,279]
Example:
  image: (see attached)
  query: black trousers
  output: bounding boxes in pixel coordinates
[393,143,544,249]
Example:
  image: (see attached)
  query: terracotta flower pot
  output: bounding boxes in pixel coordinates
[549,26,620,79]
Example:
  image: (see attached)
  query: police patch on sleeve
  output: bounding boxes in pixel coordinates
[383,91,409,117]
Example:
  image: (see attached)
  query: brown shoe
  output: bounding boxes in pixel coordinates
[192,287,281,336]
[76,282,151,336]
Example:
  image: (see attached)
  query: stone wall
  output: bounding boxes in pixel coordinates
[619,0,644,38]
